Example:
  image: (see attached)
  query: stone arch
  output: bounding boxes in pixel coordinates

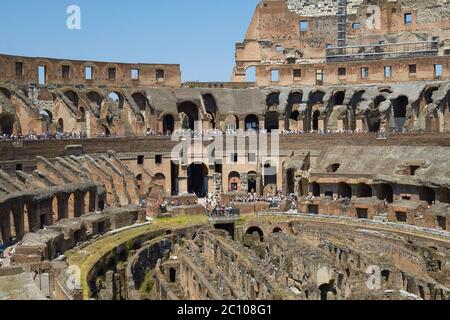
[374,95,387,108]
[40,109,53,131]
[108,91,124,110]
[154,173,166,189]
[136,174,143,190]
[338,182,352,199]
[178,101,199,131]
[332,91,345,106]
[224,114,239,131]
[0,113,15,135]
[57,118,64,132]
[356,183,372,198]
[286,92,303,130]
[87,91,103,107]
[391,95,408,131]
[187,163,208,197]
[247,171,257,193]
[100,125,110,137]
[246,226,264,241]
[376,184,394,203]
[245,66,256,82]
[423,87,439,105]
[228,171,241,192]
[273,227,283,233]
[132,92,150,112]
[245,114,259,131]
[64,90,79,108]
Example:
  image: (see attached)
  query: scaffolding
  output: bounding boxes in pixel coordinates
[326,41,439,63]
[337,0,348,48]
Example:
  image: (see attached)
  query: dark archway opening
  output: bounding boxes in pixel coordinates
[87,91,102,107]
[187,163,208,197]
[246,227,264,242]
[245,114,259,131]
[286,169,296,194]
[319,282,337,301]
[376,184,394,203]
[312,110,320,131]
[64,90,79,108]
[0,114,14,135]
[338,183,352,199]
[163,114,175,134]
[132,92,149,112]
[202,94,218,129]
[169,268,176,283]
[311,182,321,197]
[178,102,199,131]
[248,171,257,193]
[356,183,372,198]
[264,111,279,132]
[333,91,345,106]
[420,187,436,206]
[266,92,280,107]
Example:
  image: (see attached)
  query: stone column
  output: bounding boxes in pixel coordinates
[11,203,25,241]
[74,192,86,217]
[57,194,69,220]
[0,207,11,244]
[356,118,364,131]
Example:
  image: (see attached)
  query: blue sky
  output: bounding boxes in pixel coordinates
[0,0,260,82]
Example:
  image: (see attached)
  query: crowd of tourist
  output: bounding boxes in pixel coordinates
[0,126,428,143]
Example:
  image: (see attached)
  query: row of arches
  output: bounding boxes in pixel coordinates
[310,182,439,205]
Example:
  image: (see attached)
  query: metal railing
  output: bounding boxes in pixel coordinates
[326,41,439,63]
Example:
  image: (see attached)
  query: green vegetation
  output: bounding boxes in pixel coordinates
[65,215,208,300]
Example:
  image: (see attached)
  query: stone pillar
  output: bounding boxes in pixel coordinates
[319,119,325,131]
[11,203,25,241]
[256,173,262,195]
[356,118,364,131]
[0,208,11,244]
[178,176,188,194]
[89,190,98,212]
[57,195,69,220]
[279,118,285,131]
[240,172,249,193]
[207,175,214,196]
[74,192,85,217]
[337,119,344,131]
[26,203,39,233]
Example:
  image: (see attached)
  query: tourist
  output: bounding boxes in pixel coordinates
[0,241,4,259]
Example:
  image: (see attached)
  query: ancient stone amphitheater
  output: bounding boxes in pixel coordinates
[0,0,450,301]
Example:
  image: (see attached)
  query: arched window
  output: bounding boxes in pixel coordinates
[0,113,14,135]
[163,114,175,134]
[245,114,259,131]
[245,66,256,82]
[64,90,79,108]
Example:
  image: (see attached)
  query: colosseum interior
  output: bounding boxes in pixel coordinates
[1,0,450,302]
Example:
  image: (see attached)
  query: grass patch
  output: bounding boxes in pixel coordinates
[65,215,208,300]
